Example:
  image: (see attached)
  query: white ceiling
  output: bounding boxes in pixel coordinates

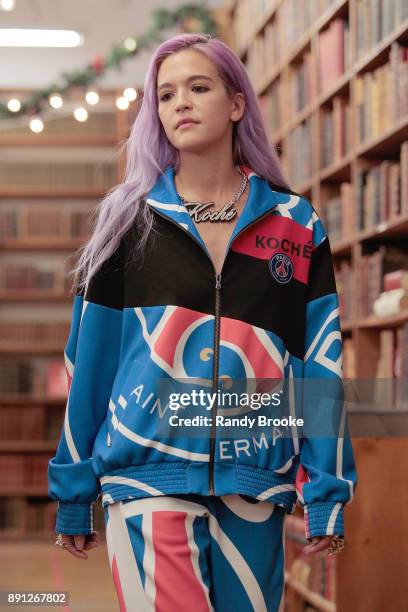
[0,0,222,89]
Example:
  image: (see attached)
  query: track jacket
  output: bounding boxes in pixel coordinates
[48,165,357,538]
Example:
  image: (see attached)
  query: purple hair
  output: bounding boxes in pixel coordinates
[71,33,290,294]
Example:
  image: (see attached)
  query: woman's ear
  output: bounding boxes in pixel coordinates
[231,92,245,123]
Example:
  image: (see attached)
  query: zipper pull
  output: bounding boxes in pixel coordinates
[215,273,222,289]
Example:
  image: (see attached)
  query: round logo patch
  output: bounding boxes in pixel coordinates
[269,253,294,284]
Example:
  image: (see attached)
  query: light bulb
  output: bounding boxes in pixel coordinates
[123,87,137,101]
[85,90,99,105]
[49,94,63,109]
[30,117,44,133]
[7,98,21,112]
[74,107,88,122]
[116,96,129,110]
[124,37,137,52]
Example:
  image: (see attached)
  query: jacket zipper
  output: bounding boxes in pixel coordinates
[209,272,222,495]
[147,205,276,495]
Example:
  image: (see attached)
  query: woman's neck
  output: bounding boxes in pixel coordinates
[174,148,243,203]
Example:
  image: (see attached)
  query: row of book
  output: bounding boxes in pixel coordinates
[279,0,340,49]
[356,41,408,145]
[0,203,93,242]
[320,96,352,169]
[356,0,408,59]
[336,250,408,320]
[0,498,55,535]
[245,14,350,96]
[322,142,408,241]
[0,261,72,292]
[355,247,408,318]
[0,110,117,140]
[0,162,118,189]
[245,17,280,86]
[284,117,313,187]
[356,143,408,230]
[0,322,69,348]
[232,0,278,56]
[344,323,407,410]
[0,405,63,442]
[318,18,351,93]
[284,514,336,602]
[0,359,67,396]
[342,323,408,408]
[0,454,50,488]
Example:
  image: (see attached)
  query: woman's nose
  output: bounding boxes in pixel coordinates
[174,90,192,111]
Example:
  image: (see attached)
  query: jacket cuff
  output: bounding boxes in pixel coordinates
[55,502,95,535]
[48,457,100,502]
[304,502,344,539]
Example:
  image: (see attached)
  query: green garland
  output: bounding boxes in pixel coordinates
[0,3,217,119]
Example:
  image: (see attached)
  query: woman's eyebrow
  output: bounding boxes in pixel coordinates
[157,74,213,92]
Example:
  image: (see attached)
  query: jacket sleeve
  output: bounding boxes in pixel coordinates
[295,207,357,540]
[48,243,124,535]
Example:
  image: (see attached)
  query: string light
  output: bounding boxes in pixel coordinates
[85,90,99,105]
[123,37,137,52]
[30,117,44,133]
[49,94,63,109]
[116,96,129,110]
[74,107,88,122]
[123,87,137,102]
[7,98,20,112]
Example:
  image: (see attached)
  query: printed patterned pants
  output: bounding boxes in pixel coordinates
[104,493,286,612]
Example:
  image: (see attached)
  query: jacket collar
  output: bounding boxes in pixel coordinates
[145,165,287,255]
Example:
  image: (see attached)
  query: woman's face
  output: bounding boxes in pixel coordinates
[156,48,244,154]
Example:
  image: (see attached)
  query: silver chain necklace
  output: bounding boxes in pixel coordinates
[176,167,248,223]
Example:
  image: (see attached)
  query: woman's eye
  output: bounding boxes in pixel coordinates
[159,85,209,102]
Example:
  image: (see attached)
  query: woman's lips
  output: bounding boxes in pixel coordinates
[177,120,199,129]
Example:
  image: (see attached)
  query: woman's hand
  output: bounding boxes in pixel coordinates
[58,531,100,560]
[302,535,333,555]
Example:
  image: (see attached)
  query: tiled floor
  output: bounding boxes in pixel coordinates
[0,539,118,612]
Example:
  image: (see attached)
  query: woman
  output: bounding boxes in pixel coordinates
[48,33,357,611]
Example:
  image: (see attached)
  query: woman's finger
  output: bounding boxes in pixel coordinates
[83,532,100,550]
[61,535,88,559]
[303,536,331,555]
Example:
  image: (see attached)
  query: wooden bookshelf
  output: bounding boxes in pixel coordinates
[0,90,136,541]
[226,0,408,610]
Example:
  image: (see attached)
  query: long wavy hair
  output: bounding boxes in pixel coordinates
[71,32,291,295]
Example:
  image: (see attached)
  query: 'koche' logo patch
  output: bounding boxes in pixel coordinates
[269,253,293,284]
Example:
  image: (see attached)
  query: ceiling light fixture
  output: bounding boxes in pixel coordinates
[0,28,83,47]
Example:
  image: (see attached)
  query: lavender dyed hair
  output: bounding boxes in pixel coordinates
[71,32,291,294]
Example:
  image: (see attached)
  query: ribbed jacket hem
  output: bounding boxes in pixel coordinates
[98,461,298,513]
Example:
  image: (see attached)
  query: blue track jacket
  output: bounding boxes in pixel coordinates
[48,165,357,538]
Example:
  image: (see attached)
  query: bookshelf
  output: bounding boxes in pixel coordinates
[226,0,408,610]
[0,90,139,541]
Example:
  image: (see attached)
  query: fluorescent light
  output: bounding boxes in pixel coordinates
[1,0,15,11]
[0,29,83,47]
